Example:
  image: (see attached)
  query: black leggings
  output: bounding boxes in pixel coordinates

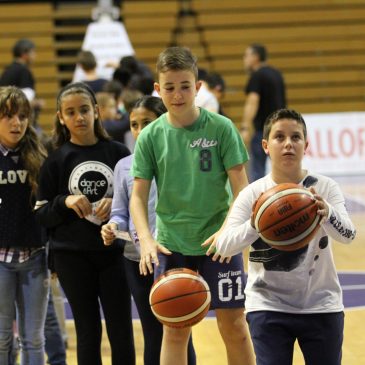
[123,257,196,365]
[54,249,135,365]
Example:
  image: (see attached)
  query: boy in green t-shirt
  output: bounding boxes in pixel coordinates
[130,46,255,365]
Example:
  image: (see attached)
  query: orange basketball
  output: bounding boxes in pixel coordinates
[149,268,211,328]
[253,183,320,251]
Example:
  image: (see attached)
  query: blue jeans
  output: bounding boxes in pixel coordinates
[0,250,49,365]
[249,131,267,182]
[45,292,67,365]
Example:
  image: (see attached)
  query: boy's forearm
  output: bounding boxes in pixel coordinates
[130,193,154,241]
[322,204,356,244]
[241,92,259,130]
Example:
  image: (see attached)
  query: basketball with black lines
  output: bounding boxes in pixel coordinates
[253,183,321,251]
[149,268,211,328]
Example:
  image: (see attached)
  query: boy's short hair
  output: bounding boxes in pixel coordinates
[13,39,35,58]
[95,92,114,107]
[121,89,143,114]
[102,80,123,101]
[156,46,198,80]
[207,72,226,92]
[249,43,267,62]
[77,50,97,71]
[198,68,209,82]
[263,109,307,140]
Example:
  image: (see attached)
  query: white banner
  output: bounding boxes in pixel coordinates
[302,112,365,176]
[73,19,134,82]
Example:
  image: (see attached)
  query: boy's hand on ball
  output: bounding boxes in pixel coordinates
[309,187,329,223]
[251,193,263,229]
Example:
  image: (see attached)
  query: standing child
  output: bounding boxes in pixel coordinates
[130,47,255,365]
[0,86,48,365]
[213,109,356,365]
[34,82,134,365]
[102,96,197,365]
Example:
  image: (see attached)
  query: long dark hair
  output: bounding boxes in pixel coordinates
[132,95,167,117]
[53,82,110,148]
[0,86,46,193]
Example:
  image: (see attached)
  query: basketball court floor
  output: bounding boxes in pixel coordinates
[65,174,365,365]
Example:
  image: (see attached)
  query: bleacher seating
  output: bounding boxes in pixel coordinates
[123,0,365,124]
[0,3,58,131]
[1,1,365,129]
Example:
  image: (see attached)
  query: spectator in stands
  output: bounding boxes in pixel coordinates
[119,55,154,81]
[129,76,155,96]
[112,67,132,89]
[241,43,286,182]
[102,80,125,118]
[195,68,219,113]
[96,91,130,143]
[77,50,108,93]
[112,55,154,94]
[0,38,44,122]
[121,89,144,115]
[206,72,226,116]
[0,39,36,101]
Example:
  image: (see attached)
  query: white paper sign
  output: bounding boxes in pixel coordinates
[73,19,135,81]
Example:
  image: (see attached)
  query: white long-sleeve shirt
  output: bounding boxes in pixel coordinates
[216,172,356,314]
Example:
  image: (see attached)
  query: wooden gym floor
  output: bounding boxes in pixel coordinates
[64,175,365,365]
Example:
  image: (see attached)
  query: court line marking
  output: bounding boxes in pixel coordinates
[342,285,365,290]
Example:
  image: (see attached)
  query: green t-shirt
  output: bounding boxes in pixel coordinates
[132,108,249,255]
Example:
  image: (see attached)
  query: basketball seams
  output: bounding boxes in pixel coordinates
[254,188,314,231]
[149,268,211,327]
[252,184,321,250]
[258,214,321,246]
[150,289,210,306]
[257,199,317,234]
[150,273,210,295]
[150,294,211,323]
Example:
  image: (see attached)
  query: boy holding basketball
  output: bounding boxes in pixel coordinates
[130,46,255,365]
[209,109,356,365]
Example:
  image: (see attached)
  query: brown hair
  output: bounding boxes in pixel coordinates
[263,108,307,140]
[121,89,143,114]
[53,82,110,148]
[0,86,46,193]
[156,46,198,80]
[77,50,97,71]
[95,92,115,108]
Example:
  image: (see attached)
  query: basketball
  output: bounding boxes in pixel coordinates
[253,183,321,251]
[149,268,211,328]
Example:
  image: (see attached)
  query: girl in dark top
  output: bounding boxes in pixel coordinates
[35,82,134,365]
[0,86,48,365]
